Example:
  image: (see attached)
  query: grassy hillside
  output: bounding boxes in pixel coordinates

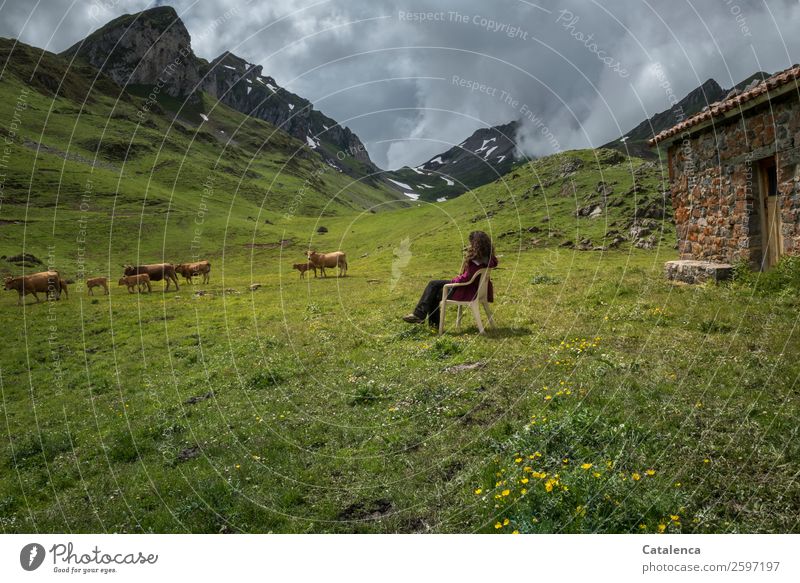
[1,40,798,534]
[0,38,403,279]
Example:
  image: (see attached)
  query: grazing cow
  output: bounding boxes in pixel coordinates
[292,262,316,279]
[87,277,109,295]
[122,263,179,291]
[118,274,151,294]
[306,250,348,278]
[3,271,62,305]
[175,260,211,284]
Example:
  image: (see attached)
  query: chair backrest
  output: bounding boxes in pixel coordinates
[475,268,491,301]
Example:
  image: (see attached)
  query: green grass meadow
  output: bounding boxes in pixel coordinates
[1,42,798,533]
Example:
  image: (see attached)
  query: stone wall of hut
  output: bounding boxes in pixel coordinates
[666,94,800,267]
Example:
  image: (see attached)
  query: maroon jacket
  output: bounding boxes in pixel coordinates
[449,256,498,302]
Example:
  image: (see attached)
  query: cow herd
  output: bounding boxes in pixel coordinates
[4,250,348,305]
[2,260,212,305]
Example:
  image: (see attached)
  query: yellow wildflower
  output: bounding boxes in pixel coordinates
[494,522,502,529]
[657,523,666,533]
[474,488,483,495]
[503,518,510,526]
[581,463,593,470]
[501,489,510,497]
[645,469,655,476]
[632,472,641,481]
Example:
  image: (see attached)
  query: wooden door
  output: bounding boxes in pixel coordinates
[758,157,782,270]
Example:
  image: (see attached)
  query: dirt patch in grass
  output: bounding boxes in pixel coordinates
[338,498,393,521]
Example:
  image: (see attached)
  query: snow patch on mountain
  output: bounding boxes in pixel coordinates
[476,138,496,153]
[388,178,413,190]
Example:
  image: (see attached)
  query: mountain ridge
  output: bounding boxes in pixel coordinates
[61,5,380,183]
[385,120,520,201]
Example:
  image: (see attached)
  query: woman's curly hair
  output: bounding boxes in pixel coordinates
[461,231,494,271]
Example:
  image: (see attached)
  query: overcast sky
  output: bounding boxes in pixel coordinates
[2,0,799,169]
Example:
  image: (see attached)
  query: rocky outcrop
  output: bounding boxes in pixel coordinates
[61,6,199,98]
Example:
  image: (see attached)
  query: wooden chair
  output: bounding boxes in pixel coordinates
[438,268,495,335]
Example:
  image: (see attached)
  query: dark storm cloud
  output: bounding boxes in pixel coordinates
[2,0,799,169]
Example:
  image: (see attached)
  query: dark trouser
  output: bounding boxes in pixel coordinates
[414,280,450,326]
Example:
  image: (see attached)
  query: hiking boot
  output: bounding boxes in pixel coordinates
[402,313,424,324]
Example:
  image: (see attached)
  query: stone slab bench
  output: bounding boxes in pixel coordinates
[664,259,733,284]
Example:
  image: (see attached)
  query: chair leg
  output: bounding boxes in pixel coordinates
[456,305,463,329]
[438,298,447,335]
[470,302,485,334]
[482,301,495,328]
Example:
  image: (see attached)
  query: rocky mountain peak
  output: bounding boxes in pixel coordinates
[385,120,520,201]
[61,6,200,98]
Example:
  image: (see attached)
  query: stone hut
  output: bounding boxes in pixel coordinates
[650,66,800,283]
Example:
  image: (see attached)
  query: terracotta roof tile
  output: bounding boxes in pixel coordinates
[648,65,800,146]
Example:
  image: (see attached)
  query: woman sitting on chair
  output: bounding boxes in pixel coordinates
[402,230,498,327]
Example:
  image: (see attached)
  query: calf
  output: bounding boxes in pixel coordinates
[292,262,316,279]
[4,271,62,305]
[87,277,109,296]
[118,273,151,294]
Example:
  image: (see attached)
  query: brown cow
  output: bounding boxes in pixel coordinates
[175,260,211,284]
[87,277,109,295]
[59,279,69,300]
[122,263,179,291]
[306,250,348,278]
[292,262,316,279]
[118,274,151,294]
[4,271,62,305]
